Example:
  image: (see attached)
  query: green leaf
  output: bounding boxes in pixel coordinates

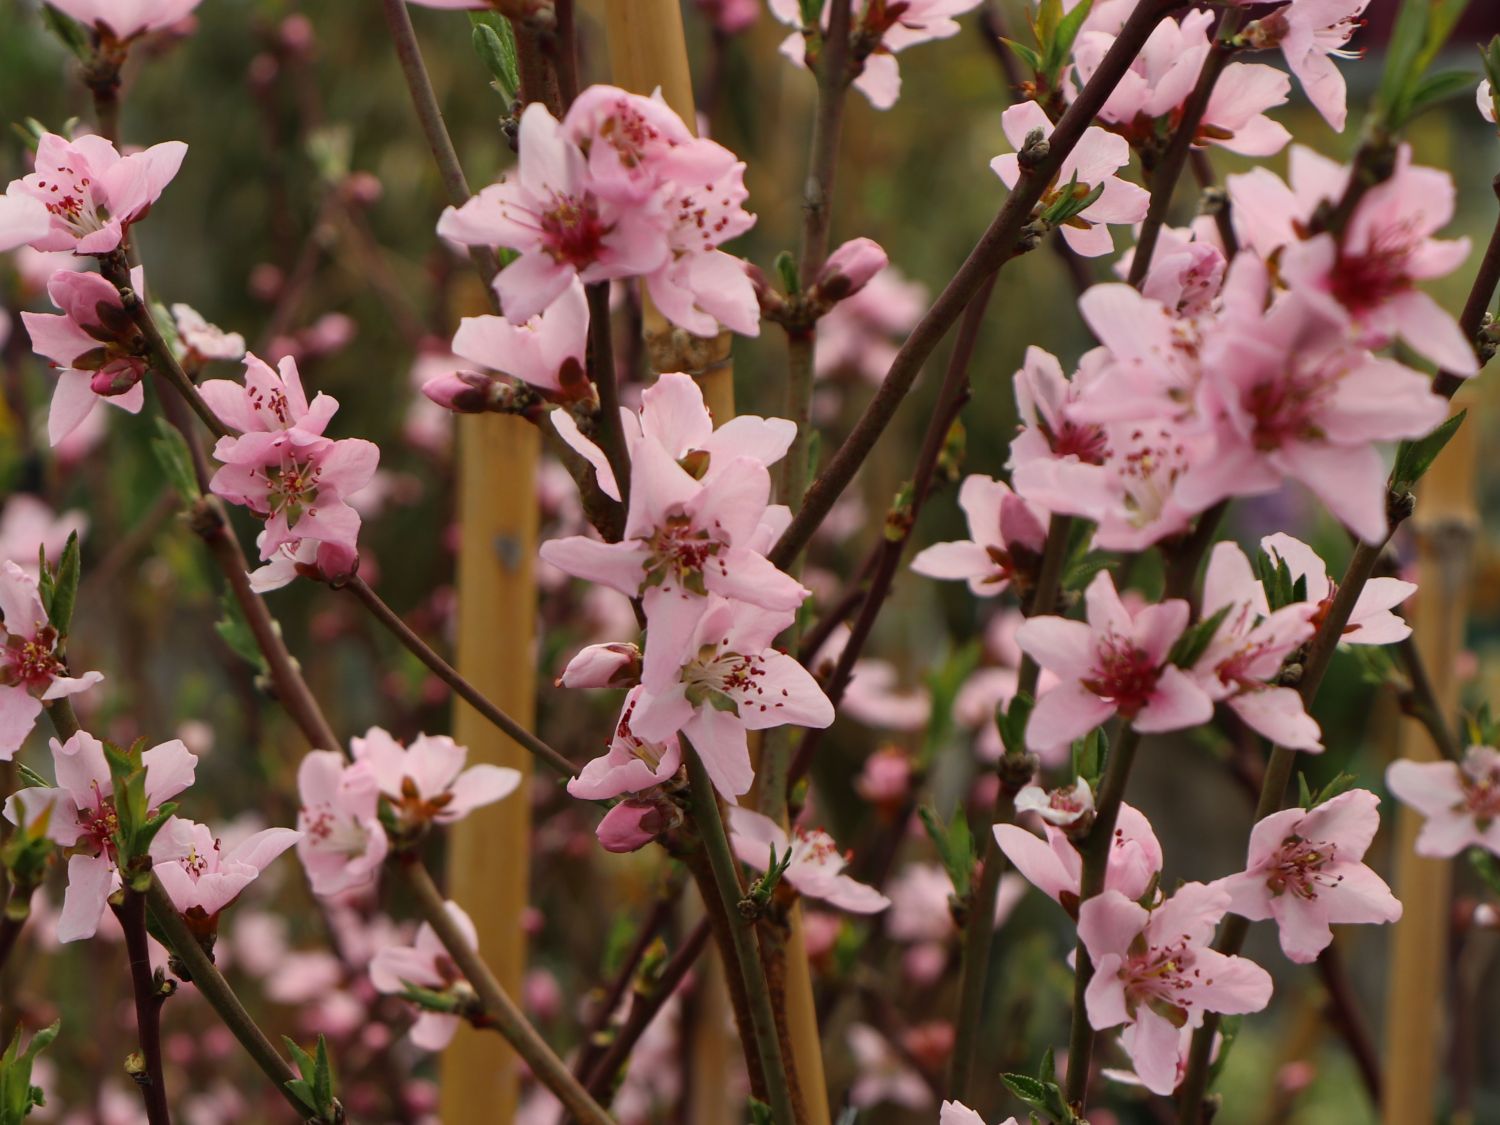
[920,640,982,766]
[0,1019,59,1125]
[1072,727,1106,787]
[1471,848,1500,898]
[1405,68,1485,120]
[1375,0,1433,124]
[1001,1064,1075,1122]
[774,249,800,297]
[1392,409,1465,490]
[1044,0,1095,81]
[1169,604,1233,669]
[1002,38,1044,73]
[918,806,976,900]
[997,691,1034,760]
[151,417,202,501]
[38,6,89,59]
[469,14,520,102]
[215,592,269,676]
[1039,175,1105,227]
[797,0,826,29]
[46,533,80,639]
[1483,37,1500,115]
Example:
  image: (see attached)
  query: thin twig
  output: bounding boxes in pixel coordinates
[144,878,340,1123]
[1394,634,1463,762]
[684,746,797,1124]
[343,575,576,777]
[395,859,615,1125]
[766,0,1177,572]
[583,919,712,1102]
[116,889,172,1125]
[586,282,632,518]
[1127,8,1244,288]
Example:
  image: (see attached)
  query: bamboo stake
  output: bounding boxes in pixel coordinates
[599,8,822,1120]
[1381,394,1478,1125]
[440,412,541,1124]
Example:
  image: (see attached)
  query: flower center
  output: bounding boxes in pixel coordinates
[304,804,372,858]
[643,513,724,595]
[1109,426,1189,530]
[2,627,62,691]
[540,193,608,269]
[1329,223,1418,314]
[31,162,105,236]
[1082,633,1160,718]
[1265,834,1340,899]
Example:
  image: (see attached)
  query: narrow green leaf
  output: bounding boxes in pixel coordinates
[1168,604,1233,669]
[151,417,202,501]
[1392,409,1465,489]
[48,532,81,638]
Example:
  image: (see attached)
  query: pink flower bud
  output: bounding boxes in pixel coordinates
[854,745,912,807]
[595,800,667,853]
[422,370,500,414]
[815,237,888,303]
[558,642,642,688]
[89,363,144,397]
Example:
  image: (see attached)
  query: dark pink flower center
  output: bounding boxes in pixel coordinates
[643,513,725,595]
[541,193,609,269]
[1122,933,1200,1021]
[2,628,62,692]
[1461,767,1500,827]
[1329,224,1417,315]
[1082,634,1161,718]
[1265,834,1340,899]
[1244,366,1334,451]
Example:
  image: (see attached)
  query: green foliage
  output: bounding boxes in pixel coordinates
[1038,175,1104,228]
[921,640,982,765]
[1024,0,1095,87]
[151,418,202,501]
[1001,1048,1078,1123]
[1071,726,1106,788]
[0,798,54,901]
[36,533,80,641]
[1484,38,1500,118]
[1169,604,1232,669]
[0,1021,59,1125]
[102,738,179,885]
[469,13,520,102]
[1253,547,1308,612]
[214,592,269,677]
[997,691,1035,760]
[1391,409,1465,492]
[774,249,800,296]
[918,804,976,900]
[1297,771,1356,810]
[283,1036,339,1124]
[1374,0,1472,128]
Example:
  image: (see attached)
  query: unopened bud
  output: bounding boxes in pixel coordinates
[812,237,888,304]
[422,370,503,414]
[558,643,642,689]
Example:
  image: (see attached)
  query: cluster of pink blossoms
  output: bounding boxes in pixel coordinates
[202,352,380,589]
[438,85,759,342]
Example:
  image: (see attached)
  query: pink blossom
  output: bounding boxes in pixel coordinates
[940,1103,1019,1125]
[816,626,930,733]
[437,102,668,323]
[1259,533,1415,645]
[0,561,103,758]
[847,1021,931,1109]
[4,731,197,941]
[539,434,805,612]
[1081,883,1273,1095]
[208,354,379,579]
[351,727,522,829]
[1191,542,1321,751]
[170,303,245,363]
[1228,145,1476,375]
[562,87,760,337]
[695,0,759,34]
[729,807,889,913]
[911,474,1047,597]
[21,268,149,445]
[552,370,794,503]
[990,102,1149,257]
[1481,80,1497,126]
[1015,571,1212,749]
[770,0,982,110]
[1387,746,1500,858]
[995,802,1162,910]
[595,799,670,853]
[1116,220,1227,318]
[0,192,50,253]
[815,237,889,303]
[1007,346,1109,474]
[1014,779,1094,827]
[44,0,202,40]
[816,265,927,383]
[1073,12,1290,156]
[1182,254,1447,543]
[1212,789,1400,962]
[0,495,86,576]
[1240,0,1370,131]
[631,596,833,800]
[567,687,682,801]
[295,751,389,897]
[10,133,187,255]
[558,642,641,689]
[370,901,477,1051]
[151,816,300,931]
[448,278,589,401]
